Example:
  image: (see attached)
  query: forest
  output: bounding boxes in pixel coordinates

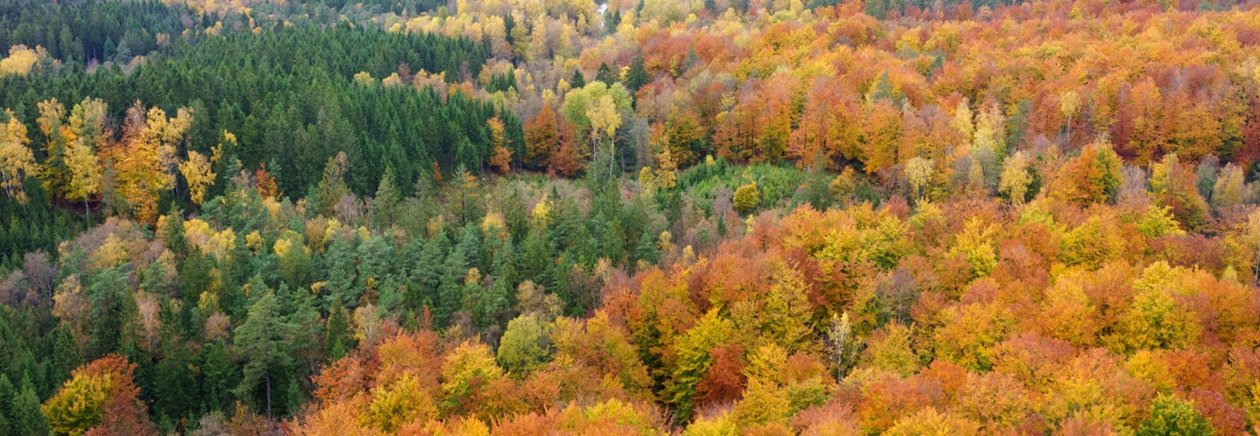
[1,0,1260,434]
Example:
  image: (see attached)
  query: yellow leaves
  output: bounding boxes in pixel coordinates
[531,194,551,226]
[1059,90,1082,122]
[440,341,504,410]
[864,323,918,376]
[1136,205,1185,238]
[745,343,789,385]
[1060,215,1125,270]
[934,302,1013,371]
[93,233,130,269]
[0,109,34,203]
[183,219,237,260]
[1040,272,1098,346]
[951,99,974,144]
[488,117,511,173]
[245,230,264,252]
[733,182,760,215]
[998,151,1032,205]
[64,131,101,204]
[971,103,1006,158]
[0,44,43,76]
[178,150,216,205]
[353,71,376,86]
[587,93,622,141]
[364,375,437,433]
[116,102,194,223]
[1109,263,1203,353]
[273,237,294,259]
[904,156,934,203]
[654,145,678,190]
[41,370,113,436]
[481,211,507,239]
[949,218,998,279]
[885,407,980,436]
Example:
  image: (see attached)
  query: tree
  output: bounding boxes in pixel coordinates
[1060,90,1081,141]
[313,152,351,217]
[1053,139,1122,205]
[666,309,735,423]
[497,314,551,376]
[0,109,35,204]
[624,53,649,92]
[1136,394,1213,436]
[42,355,154,436]
[905,157,933,203]
[595,62,617,85]
[233,291,293,418]
[65,98,107,216]
[373,166,401,229]
[488,117,512,174]
[1211,163,1245,209]
[733,182,760,215]
[10,379,47,435]
[115,102,193,223]
[525,103,560,168]
[179,150,216,205]
[440,341,505,416]
[998,151,1032,205]
[654,145,678,190]
[664,108,705,167]
[365,375,437,433]
[36,98,71,199]
[886,408,981,436]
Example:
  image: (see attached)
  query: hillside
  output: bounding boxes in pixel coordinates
[1,0,1259,434]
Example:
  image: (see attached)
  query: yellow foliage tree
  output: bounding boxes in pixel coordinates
[179,150,216,205]
[116,102,193,223]
[65,98,107,215]
[0,109,35,203]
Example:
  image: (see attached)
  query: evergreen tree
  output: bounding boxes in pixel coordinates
[199,340,235,414]
[10,378,46,435]
[596,63,618,86]
[624,53,650,92]
[233,291,293,418]
[437,243,470,327]
[373,166,401,230]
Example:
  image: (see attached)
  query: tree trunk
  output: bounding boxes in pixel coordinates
[265,373,272,419]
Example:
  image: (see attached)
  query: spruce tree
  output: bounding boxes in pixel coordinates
[233,291,293,418]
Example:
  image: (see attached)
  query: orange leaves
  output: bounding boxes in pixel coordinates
[43,355,154,436]
[487,117,512,174]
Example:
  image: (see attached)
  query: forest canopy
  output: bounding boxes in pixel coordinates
[2,0,1260,434]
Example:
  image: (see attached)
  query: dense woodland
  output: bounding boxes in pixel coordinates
[2,0,1260,434]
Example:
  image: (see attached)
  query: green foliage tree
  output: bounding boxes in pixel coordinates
[1136,394,1213,436]
[233,291,294,418]
[496,314,551,376]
